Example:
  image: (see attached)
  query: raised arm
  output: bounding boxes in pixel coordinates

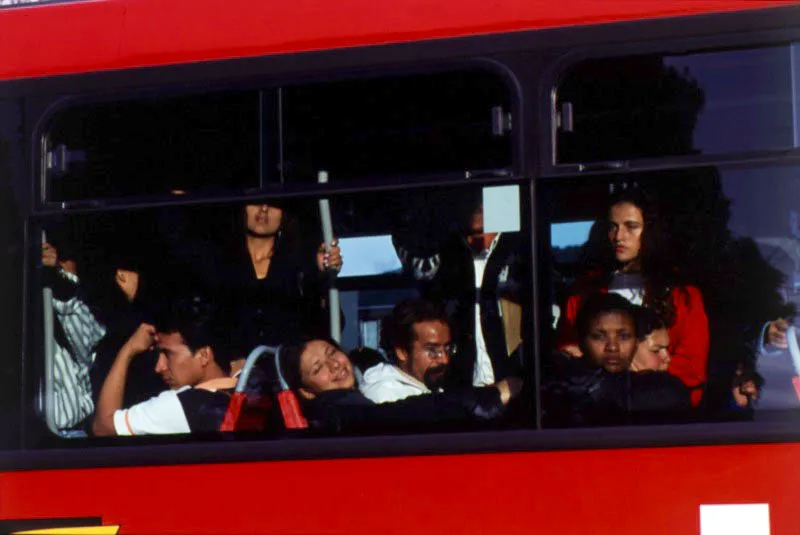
[92,323,156,436]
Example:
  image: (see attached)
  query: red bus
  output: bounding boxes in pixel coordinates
[2,1,800,534]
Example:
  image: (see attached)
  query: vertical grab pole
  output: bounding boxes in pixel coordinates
[41,230,59,435]
[318,171,341,343]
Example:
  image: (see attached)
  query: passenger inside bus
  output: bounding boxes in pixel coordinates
[359,299,454,403]
[555,187,710,407]
[544,293,690,427]
[41,238,105,433]
[630,308,671,372]
[279,337,522,433]
[92,298,235,436]
[160,202,342,352]
[392,193,526,388]
[89,242,164,412]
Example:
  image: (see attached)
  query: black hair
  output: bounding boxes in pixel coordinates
[635,307,668,342]
[579,184,677,326]
[155,295,232,373]
[279,338,345,392]
[381,299,449,361]
[575,293,639,347]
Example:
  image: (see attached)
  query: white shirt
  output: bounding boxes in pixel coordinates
[359,362,430,403]
[472,234,501,387]
[113,387,191,436]
[607,271,646,305]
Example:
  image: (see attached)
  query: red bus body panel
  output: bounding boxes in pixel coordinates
[0,0,794,81]
[1,442,799,534]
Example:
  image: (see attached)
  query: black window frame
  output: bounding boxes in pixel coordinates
[0,2,799,468]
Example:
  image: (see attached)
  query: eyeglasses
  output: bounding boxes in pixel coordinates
[422,343,457,360]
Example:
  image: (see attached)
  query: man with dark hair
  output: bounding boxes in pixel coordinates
[359,299,455,403]
[92,298,234,436]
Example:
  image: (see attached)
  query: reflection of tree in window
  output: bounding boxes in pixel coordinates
[557,56,705,162]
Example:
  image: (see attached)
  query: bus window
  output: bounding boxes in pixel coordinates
[33,182,532,441]
[555,45,796,164]
[542,163,800,427]
[280,71,513,183]
[44,91,261,202]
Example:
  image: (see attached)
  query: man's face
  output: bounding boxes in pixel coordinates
[245,203,283,237]
[154,332,206,389]
[632,328,671,372]
[583,312,637,373]
[398,320,452,389]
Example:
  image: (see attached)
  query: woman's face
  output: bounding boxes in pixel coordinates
[632,328,671,372]
[298,340,356,399]
[245,203,283,237]
[583,311,637,373]
[608,202,644,269]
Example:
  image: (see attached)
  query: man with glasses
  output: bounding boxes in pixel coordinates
[360,299,456,403]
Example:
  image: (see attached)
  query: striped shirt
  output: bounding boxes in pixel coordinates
[51,269,106,429]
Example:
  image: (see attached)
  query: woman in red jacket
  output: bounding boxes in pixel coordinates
[556,188,709,406]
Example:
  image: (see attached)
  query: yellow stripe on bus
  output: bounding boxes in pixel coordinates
[12,526,120,535]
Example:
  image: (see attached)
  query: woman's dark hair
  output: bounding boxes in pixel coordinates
[279,338,345,392]
[635,307,668,342]
[575,293,639,348]
[578,184,678,326]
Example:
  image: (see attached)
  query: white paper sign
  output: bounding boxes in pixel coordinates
[700,504,770,535]
[483,185,521,233]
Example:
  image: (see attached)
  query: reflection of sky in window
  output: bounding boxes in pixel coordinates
[664,46,794,154]
[337,235,403,278]
[551,221,593,249]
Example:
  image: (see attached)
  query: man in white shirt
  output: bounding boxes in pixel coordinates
[360,299,455,403]
[92,300,234,436]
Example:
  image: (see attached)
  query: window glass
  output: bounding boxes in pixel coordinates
[281,72,513,183]
[33,183,531,441]
[45,91,261,202]
[555,45,796,164]
[543,163,800,427]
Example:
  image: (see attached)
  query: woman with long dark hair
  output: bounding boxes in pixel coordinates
[555,187,709,406]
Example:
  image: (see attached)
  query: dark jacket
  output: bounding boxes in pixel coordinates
[542,353,692,427]
[302,387,507,433]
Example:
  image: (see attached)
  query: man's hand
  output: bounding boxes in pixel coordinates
[121,323,157,357]
[42,242,58,268]
[115,268,140,303]
[732,365,760,408]
[316,239,343,272]
[495,377,524,405]
[560,344,583,358]
[766,318,790,349]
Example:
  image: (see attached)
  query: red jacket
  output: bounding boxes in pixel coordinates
[556,285,709,407]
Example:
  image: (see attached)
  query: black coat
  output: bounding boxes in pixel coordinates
[542,353,692,427]
[303,387,507,433]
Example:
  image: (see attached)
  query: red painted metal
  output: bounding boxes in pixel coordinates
[0,0,794,81]
[1,442,798,534]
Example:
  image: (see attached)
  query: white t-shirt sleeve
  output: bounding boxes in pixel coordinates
[113,387,192,436]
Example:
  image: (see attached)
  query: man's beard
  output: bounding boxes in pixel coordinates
[423,364,450,390]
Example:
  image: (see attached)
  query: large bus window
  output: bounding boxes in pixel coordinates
[281,71,513,183]
[45,91,261,202]
[32,182,531,441]
[555,45,797,164]
[542,163,800,427]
